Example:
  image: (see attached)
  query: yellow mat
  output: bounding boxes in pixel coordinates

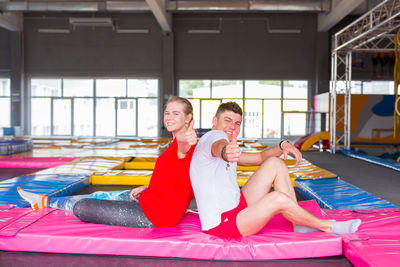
[125,157,157,170]
[124,156,261,171]
[236,171,300,186]
[92,170,252,187]
[92,159,337,187]
[236,159,337,186]
[286,159,337,180]
[90,170,153,185]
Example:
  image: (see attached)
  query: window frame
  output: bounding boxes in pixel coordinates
[29,77,159,137]
[179,79,309,138]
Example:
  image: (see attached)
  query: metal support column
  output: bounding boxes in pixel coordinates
[344,51,352,150]
[330,50,351,153]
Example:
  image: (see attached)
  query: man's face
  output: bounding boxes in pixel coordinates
[212,110,242,142]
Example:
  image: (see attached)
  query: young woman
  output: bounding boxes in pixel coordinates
[18,96,197,228]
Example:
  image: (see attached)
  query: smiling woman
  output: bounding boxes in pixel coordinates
[164,96,193,134]
[18,96,199,229]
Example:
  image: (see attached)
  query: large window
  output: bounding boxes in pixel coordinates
[0,78,11,130]
[179,80,308,138]
[282,81,308,136]
[31,78,158,137]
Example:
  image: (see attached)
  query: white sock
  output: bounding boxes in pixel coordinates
[331,219,362,235]
[294,219,362,235]
[17,187,48,210]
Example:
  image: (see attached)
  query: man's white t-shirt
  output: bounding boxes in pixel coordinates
[190,130,241,231]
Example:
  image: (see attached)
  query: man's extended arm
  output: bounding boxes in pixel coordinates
[238,140,302,166]
[211,130,241,162]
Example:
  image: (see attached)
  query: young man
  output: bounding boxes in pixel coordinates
[190,102,361,238]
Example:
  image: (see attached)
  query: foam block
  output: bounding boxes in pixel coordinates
[93,170,249,186]
[90,170,152,185]
[0,156,75,169]
[125,157,156,170]
[35,157,125,175]
[342,148,400,172]
[0,200,342,260]
[124,156,261,171]
[322,207,400,267]
[295,177,398,209]
[287,159,337,180]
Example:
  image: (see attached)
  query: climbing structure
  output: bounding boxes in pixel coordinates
[330,0,400,153]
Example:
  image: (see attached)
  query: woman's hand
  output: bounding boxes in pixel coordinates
[176,120,197,147]
[176,120,197,158]
[129,185,148,200]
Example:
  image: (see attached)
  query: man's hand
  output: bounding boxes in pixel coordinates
[281,141,302,165]
[177,120,197,147]
[129,185,148,200]
[224,129,241,162]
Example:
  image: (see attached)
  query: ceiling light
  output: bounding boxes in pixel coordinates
[116,29,150,34]
[187,29,221,34]
[69,17,114,28]
[38,28,71,34]
[268,29,301,34]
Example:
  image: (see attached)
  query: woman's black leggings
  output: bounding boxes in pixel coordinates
[73,198,155,228]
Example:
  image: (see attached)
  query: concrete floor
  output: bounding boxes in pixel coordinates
[303,151,400,206]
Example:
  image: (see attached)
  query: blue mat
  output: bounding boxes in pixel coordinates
[295,177,398,210]
[342,148,400,172]
[0,174,90,207]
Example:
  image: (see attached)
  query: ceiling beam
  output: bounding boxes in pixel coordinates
[0,12,23,32]
[318,0,364,32]
[145,0,172,34]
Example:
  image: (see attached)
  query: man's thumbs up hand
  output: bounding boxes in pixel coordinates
[223,129,241,162]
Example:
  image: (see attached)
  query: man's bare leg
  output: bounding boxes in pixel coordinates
[236,191,331,236]
[238,158,361,237]
[236,191,361,237]
[241,157,296,205]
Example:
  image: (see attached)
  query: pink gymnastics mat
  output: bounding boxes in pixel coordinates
[323,207,400,267]
[0,157,75,169]
[0,200,342,260]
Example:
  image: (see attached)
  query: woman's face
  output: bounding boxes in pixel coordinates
[164,101,191,134]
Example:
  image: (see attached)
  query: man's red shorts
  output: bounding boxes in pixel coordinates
[205,192,248,238]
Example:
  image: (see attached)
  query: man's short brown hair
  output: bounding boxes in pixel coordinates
[215,102,243,118]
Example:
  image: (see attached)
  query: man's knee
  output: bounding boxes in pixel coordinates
[268,191,292,210]
[260,157,287,171]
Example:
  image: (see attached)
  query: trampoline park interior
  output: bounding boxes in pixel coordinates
[1,0,400,266]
